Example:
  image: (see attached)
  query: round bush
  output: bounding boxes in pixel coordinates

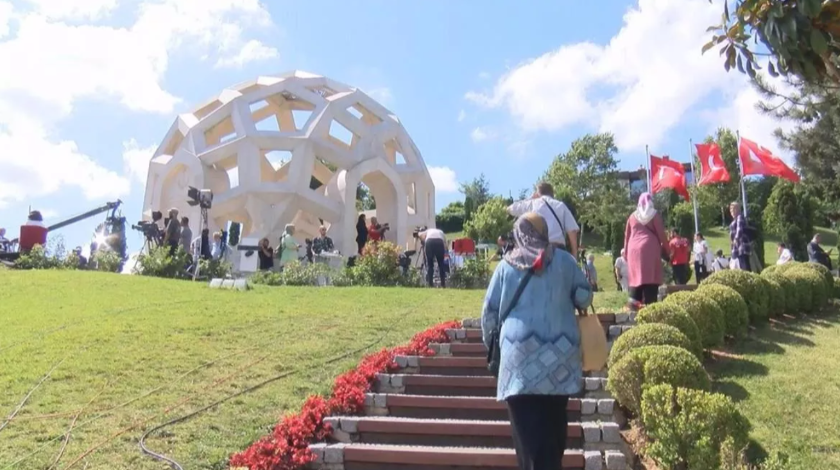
[662,291,726,349]
[834,277,840,299]
[608,323,694,368]
[636,303,703,357]
[785,267,827,313]
[759,276,785,318]
[697,284,749,337]
[780,268,813,314]
[761,265,780,276]
[801,261,834,294]
[762,271,798,316]
[702,270,769,324]
[607,345,710,417]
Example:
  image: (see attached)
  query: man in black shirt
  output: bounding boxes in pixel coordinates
[494,234,514,260]
[312,225,335,254]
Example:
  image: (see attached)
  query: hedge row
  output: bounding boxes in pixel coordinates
[606,261,835,469]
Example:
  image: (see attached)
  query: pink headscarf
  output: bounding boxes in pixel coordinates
[634,192,657,225]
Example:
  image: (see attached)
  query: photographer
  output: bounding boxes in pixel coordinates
[368,217,390,243]
[417,227,447,288]
[162,208,181,256]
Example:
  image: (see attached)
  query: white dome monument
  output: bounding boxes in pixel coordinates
[142,71,436,258]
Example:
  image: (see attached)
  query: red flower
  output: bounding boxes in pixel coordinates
[229,320,461,470]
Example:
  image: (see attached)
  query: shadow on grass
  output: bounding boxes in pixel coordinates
[708,355,769,379]
[713,379,750,402]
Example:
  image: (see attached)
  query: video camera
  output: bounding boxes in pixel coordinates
[412,226,427,239]
[131,221,161,245]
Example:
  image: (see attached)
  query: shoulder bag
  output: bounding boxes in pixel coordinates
[487,268,534,377]
[578,303,608,372]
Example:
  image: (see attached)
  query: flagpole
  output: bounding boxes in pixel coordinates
[645,144,652,193]
[735,131,749,219]
[689,139,700,234]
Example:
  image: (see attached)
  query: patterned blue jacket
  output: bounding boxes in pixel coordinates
[481,248,593,401]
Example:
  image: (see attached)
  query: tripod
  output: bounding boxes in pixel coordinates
[413,237,426,269]
[192,207,209,281]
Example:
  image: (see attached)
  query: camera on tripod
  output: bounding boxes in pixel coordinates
[131,210,163,246]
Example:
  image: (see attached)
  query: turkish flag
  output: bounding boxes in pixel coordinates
[738,137,800,183]
[695,142,731,185]
[650,155,690,202]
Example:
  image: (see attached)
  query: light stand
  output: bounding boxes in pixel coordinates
[187,186,214,282]
[192,207,209,281]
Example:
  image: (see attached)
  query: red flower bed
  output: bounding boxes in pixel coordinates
[229,319,461,470]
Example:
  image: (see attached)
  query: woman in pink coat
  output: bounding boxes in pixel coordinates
[624,193,669,305]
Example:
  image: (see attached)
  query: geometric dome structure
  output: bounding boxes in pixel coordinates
[142,70,436,256]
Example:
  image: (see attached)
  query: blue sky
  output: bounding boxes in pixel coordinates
[0,0,790,252]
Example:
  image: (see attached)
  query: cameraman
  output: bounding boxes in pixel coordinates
[417,227,447,288]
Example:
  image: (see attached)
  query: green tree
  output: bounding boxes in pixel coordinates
[463,197,513,243]
[356,183,376,211]
[436,201,466,233]
[764,180,814,260]
[694,128,742,227]
[542,133,627,239]
[704,0,840,85]
[460,174,491,222]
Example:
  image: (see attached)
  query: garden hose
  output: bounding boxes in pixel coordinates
[138,324,399,470]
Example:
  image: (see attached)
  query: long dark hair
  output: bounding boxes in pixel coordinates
[356,214,367,230]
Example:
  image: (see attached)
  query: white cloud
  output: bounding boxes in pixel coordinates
[24,0,117,20]
[428,166,458,193]
[122,138,157,185]
[0,0,278,206]
[470,126,495,143]
[457,109,466,122]
[365,87,393,106]
[215,39,278,69]
[465,0,775,152]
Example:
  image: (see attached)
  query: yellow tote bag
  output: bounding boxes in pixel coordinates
[578,305,608,372]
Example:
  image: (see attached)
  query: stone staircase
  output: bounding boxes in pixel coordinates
[308,315,637,470]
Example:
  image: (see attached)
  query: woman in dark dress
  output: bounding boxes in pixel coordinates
[355,214,368,255]
[258,237,274,271]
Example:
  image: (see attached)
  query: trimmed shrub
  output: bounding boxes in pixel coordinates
[697,284,750,338]
[785,266,827,313]
[663,291,726,349]
[608,324,693,368]
[758,276,785,318]
[834,277,840,299]
[780,268,813,314]
[636,303,703,358]
[607,345,710,416]
[762,271,798,316]
[801,261,834,294]
[702,270,769,324]
[641,384,750,470]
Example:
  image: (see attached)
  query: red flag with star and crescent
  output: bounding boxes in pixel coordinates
[650,155,690,202]
[738,137,800,183]
[695,142,731,185]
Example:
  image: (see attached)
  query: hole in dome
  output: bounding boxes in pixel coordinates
[205,116,237,147]
[395,151,407,165]
[227,167,239,188]
[292,110,312,131]
[308,86,338,98]
[250,100,269,113]
[261,150,292,183]
[347,106,363,119]
[255,114,281,132]
[348,103,383,126]
[328,120,356,148]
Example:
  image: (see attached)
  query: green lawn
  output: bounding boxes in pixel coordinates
[708,311,840,469]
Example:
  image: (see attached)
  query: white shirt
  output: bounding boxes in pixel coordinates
[422,228,445,241]
[507,196,579,246]
[712,257,729,272]
[777,248,793,265]
[614,257,628,278]
[693,240,712,266]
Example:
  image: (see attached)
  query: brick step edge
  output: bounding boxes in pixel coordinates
[446,326,634,343]
[376,373,611,395]
[324,415,624,446]
[307,443,628,470]
[364,393,619,420]
[461,313,637,330]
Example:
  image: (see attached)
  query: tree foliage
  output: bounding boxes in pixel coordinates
[763,180,814,261]
[463,197,513,243]
[694,128,742,228]
[356,183,376,211]
[460,174,492,222]
[705,0,840,85]
[436,201,466,233]
[543,133,628,238]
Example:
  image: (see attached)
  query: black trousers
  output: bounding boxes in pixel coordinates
[424,238,446,287]
[737,254,751,272]
[672,263,689,285]
[694,261,708,284]
[630,284,659,305]
[506,395,569,470]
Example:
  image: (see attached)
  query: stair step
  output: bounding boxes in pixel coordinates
[375,374,611,399]
[429,342,486,357]
[324,416,614,449]
[445,328,483,343]
[364,393,617,422]
[394,355,488,376]
[308,443,626,470]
